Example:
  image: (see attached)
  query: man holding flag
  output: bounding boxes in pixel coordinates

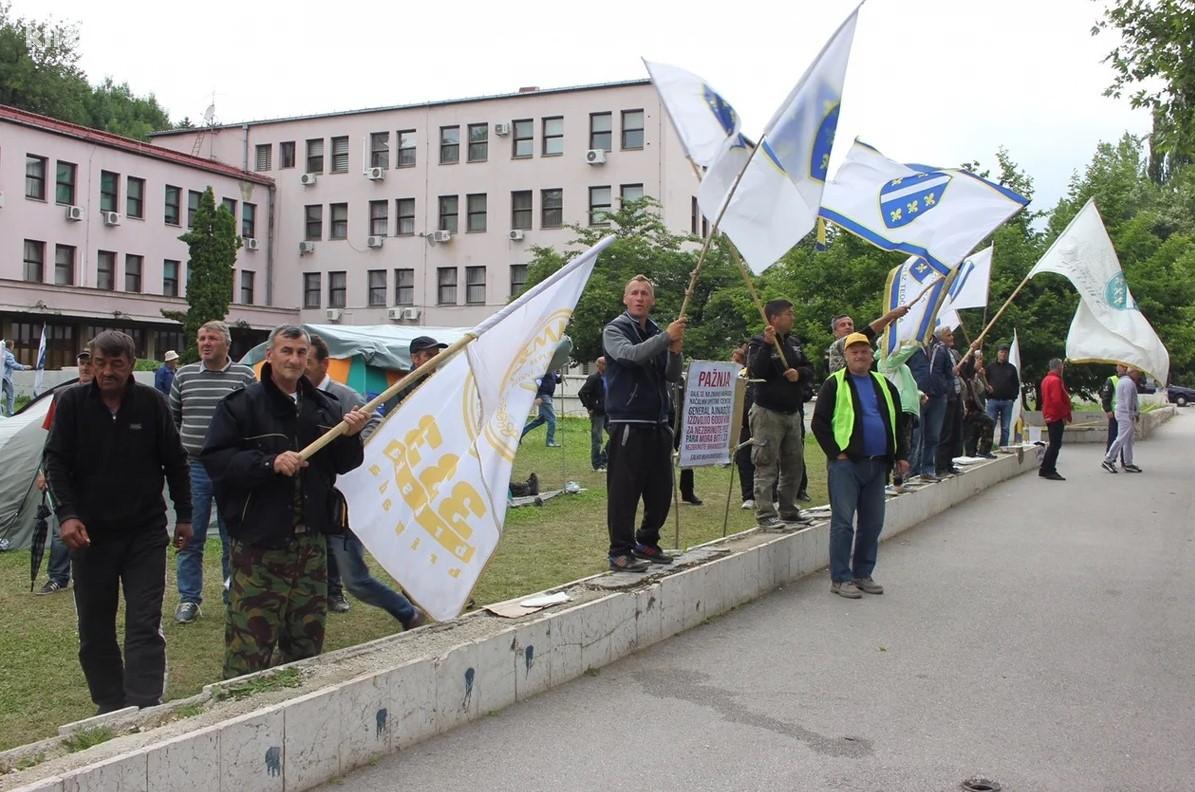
[984,344,1020,447]
[1,338,30,416]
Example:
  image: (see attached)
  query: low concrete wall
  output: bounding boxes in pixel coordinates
[3,450,1045,792]
[1023,404,1176,444]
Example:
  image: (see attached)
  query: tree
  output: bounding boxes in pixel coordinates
[85,77,172,140]
[164,188,240,361]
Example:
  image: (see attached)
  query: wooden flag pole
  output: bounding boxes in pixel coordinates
[727,244,790,368]
[298,332,478,459]
[972,270,1033,349]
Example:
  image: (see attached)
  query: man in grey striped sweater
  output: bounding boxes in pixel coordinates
[169,320,257,624]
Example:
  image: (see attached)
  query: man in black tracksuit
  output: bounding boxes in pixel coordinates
[43,330,192,713]
[602,275,685,572]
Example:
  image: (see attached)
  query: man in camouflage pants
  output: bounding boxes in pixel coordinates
[202,326,367,678]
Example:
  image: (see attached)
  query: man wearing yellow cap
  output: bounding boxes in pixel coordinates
[810,332,909,599]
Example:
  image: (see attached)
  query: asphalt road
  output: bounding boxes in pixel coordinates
[319,411,1195,792]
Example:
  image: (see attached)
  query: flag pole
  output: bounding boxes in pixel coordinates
[972,270,1032,349]
[727,243,790,368]
[298,332,478,459]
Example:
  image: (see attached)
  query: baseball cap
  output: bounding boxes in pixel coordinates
[409,336,447,355]
[843,332,872,349]
[164,350,180,362]
[997,343,1010,351]
[76,350,91,360]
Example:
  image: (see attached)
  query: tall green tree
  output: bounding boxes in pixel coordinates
[165,188,240,360]
[85,77,172,140]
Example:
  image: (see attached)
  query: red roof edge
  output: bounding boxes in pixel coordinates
[0,105,274,187]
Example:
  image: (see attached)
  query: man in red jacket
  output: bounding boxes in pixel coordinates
[1039,358,1072,481]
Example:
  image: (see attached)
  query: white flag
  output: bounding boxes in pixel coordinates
[32,325,47,397]
[1008,330,1024,443]
[337,238,612,621]
[643,60,740,168]
[1028,199,1169,384]
[935,245,993,331]
[878,256,958,358]
[820,140,1029,272]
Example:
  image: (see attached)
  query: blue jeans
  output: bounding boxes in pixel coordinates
[47,513,71,586]
[327,532,416,625]
[521,395,557,445]
[919,395,947,477]
[1,379,14,416]
[986,399,1014,447]
[827,458,887,583]
[176,460,231,605]
[589,413,608,469]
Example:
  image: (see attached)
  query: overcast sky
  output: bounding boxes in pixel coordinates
[17,0,1147,213]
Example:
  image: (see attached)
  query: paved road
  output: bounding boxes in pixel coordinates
[319,413,1195,792]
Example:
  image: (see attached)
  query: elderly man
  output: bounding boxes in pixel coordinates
[825,306,909,375]
[43,331,192,712]
[202,325,367,678]
[602,274,685,572]
[919,326,957,482]
[169,321,257,624]
[1100,364,1129,466]
[1102,367,1143,474]
[155,350,180,396]
[1039,358,1072,481]
[811,332,908,599]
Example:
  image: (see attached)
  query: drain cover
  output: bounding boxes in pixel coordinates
[961,778,1001,792]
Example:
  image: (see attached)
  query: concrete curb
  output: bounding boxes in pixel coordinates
[7,451,1043,792]
[1024,403,1176,443]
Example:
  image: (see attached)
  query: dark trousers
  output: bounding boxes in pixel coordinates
[936,397,963,472]
[735,416,755,500]
[606,423,673,556]
[590,413,609,470]
[72,527,168,710]
[963,409,995,456]
[1041,420,1065,474]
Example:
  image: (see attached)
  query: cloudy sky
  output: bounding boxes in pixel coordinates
[16,0,1147,213]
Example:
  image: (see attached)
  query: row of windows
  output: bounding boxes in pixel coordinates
[20,239,256,303]
[23,154,257,237]
[254,109,645,173]
[301,265,527,310]
[4,320,185,371]
[302,184,645,240]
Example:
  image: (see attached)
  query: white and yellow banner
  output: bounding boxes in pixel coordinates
[337,237,613,621]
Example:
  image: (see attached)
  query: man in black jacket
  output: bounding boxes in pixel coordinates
[747,299,815,529]
[202,325,367,678]
[43,330,192,713]
[984,343,1020,447]
[811,333,909,599]
[577,356,608,470]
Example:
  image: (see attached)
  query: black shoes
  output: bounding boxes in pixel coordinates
[681,494,703,505]
[609,554,650,573]
[632,543,675,564]
[1039,471,1066,481]
[329,592,351,613]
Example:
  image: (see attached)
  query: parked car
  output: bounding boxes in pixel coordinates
[1167,384,1195,407]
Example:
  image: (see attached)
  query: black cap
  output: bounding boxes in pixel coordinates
[997,343,1010,352]
[76,350,91,360]
[409,336,447,355]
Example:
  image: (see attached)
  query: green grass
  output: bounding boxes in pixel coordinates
[61,727,113,753]
[0,417,828,751]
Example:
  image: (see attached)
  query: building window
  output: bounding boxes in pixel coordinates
[440,126,460,164]
[328,271,347,308]
[242,202,257,238]
[164,185,181,225]
[330,203,348,239]
[397,130,416,167]
[97,250,116,291]
[163,259,179,297]
[542,116,563,156]
[510,264,528,297]
[187,190,201,227]
[125,254,143,293]
[511,190,532,230]
[25,155,47,200]
[303,273,321,308]
[370,132,389,169]
[512,119,533,158]
[438,195,459,233]
[369,200,388,236]
[395,268,414,305]
[368,269,387,306]
[330,136,349,174]
[279,141,296,169]
[222,197,237,220]
[590,112,612,151]
[437,267,458,305]
[621,109,645,149]
[621,183,645,203]
[466,266,486,304]
[589,186,612,226]
[690,195,709,237]
[306,138,324,173]
[467,123,488,162]
[541,188,563,228]
[55,244,75,286]
[55,161,77,205]
[396,198,415,235]
[100,170,120,212]
[305,204,323,240]
[127,177,145,218]
[466,193,487,233]
[23,240,44,282]
[255,144,272,171]
[240,270,255,304]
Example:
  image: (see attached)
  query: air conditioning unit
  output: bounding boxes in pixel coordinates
[494,122,511,136]
[300,172,318,186]
[299,241,315,255]
[325,308,343,322]
[431,229,452,243]
[402,307,422,320]
[507,229,525,241]
[367,235,385,248]
[102,211,121,226]
[585,149,607,165]
[65,205,84,222]
[366,167,385,181]
[387,307,405,321]
[243,237,260,250]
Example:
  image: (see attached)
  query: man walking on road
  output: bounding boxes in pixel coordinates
[1,339,30,416]
[578,357,608,471]
[1039,358,1072,481]
[1102,367,1143,474]
[811,333,908,599]
[1101,364,1129,467]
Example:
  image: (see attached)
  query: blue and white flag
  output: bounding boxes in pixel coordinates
[935,245,993,330]
[32,325,47,397]
[698,5,860,272]
[879,255,960,358]
[644,60,740,169]
[820,141,1029,273]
